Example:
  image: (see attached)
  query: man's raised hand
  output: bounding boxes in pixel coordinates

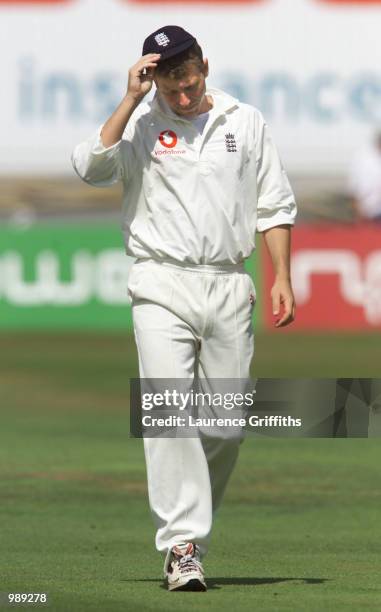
[127,54,161,102]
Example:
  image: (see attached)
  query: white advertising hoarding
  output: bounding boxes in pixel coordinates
[0,0,380,175]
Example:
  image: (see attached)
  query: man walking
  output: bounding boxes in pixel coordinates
[72,25,296,592]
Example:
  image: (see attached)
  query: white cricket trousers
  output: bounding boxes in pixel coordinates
[128,258,255,564]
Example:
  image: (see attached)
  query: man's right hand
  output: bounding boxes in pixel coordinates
[127,54,161,102]
[100,54,161,148]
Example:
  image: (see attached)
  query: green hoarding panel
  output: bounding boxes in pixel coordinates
[0,223,263,331]
[0,223,133,330]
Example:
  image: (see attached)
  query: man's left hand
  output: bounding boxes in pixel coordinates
[271,278,295,328]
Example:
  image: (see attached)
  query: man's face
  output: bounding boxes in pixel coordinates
[154,60,209,119]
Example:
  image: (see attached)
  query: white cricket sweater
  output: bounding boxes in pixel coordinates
[72,88,297,265]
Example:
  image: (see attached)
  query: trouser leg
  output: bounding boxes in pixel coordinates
[197,271,254,514]
[132,301,213,557]
[200,435,241,513]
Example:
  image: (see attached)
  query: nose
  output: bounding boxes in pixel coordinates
[178,92,191,108]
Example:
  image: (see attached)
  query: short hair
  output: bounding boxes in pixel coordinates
[155,42,204,79]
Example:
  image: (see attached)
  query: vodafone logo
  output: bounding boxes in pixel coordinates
[155,131,185,156]
[159,130,178,149]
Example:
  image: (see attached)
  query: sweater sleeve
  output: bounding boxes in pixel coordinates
[254,110,297,232]
[71,125,127,187]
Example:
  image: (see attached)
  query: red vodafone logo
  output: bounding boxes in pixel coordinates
[159,130,178,149]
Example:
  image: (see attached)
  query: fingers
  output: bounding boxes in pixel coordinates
[133,54,161,75]
[272,291,280,318]
[275,303,294,327]
[271,284,296,328]
[127,54,161,99]
[274,295,295,327]
[142,53,162,60]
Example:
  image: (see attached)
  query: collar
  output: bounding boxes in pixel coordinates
[149,87,239,124]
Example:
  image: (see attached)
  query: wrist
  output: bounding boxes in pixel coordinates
[274,274,291,283]
[125,92,144,106]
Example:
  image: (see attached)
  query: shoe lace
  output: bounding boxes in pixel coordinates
[178,554,203,574]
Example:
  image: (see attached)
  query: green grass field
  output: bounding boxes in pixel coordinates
[1,332,381,611]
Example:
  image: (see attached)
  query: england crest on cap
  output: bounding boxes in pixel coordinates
[154,32,170,47]
[143,25,197,62]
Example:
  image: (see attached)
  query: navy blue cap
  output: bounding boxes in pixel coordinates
[142,26,197,62]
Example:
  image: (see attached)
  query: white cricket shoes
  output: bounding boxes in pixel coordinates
[166,543,207,592]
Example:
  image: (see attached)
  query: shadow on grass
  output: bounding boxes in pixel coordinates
[125,577,329,590]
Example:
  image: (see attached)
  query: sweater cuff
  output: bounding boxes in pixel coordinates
[91,125,122,155]
[256,206,296,232]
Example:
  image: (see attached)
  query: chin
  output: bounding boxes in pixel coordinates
[177,108,199,117]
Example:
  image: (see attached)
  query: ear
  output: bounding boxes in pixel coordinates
[203,58,209,78]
